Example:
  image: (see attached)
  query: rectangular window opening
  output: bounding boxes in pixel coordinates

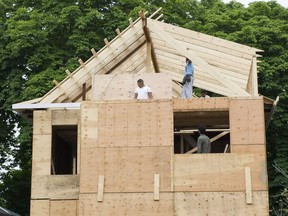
[173,111,230,154]
[51,125,77,175]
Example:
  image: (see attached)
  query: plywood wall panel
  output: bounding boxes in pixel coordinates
[174,191,268,216]
[51,109,79,125]
[81,102,99,148]
[157,101,173,146]
[50,200,78,216]
[174,154,267,192]
[80,146,171,193]
[30,200,49,216]
[173,97,229,111]
[92,74,172,100]
[79,193,174,216]
[230,98,265,145]
[32,134,51,175]
[31,175,79,199]
[33,110,51,135]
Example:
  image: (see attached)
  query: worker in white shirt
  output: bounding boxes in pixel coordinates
[134,79,153,99]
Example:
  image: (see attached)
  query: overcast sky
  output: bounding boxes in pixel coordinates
[222,0,288,8]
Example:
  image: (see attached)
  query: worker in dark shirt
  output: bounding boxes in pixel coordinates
[197,125,211,153]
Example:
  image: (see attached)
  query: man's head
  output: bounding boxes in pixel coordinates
[201,90,207,97]
[186,57,192,64]
[137,79,144,88]
[198,125,206,135]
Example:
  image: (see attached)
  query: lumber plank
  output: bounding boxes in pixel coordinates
[154,174,160,200]
[51,109,79,125]
[97,175,105,202]
[245,167,253,204]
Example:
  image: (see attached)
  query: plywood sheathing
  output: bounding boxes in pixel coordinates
[173,97,229,111]
[30,200,50,216]
[31,175,79,199]
[174,191,268,216]
[80,100,173,193]
[51,109,79,126]
[80,146,171,193]
[32,110,52,175]
[229,97,265,146]
[92,73,172,100]
[79,193,174,216]
[173,154,267,192]
[50,200,78,216]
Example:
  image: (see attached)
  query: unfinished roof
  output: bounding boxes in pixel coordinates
[13,8,264,108]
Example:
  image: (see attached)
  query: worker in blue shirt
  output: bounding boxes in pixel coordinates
[181,57,194,98]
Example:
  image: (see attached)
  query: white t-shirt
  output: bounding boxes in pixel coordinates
[135,86,152,99]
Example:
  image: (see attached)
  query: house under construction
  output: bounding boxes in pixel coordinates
[13,8,276,216]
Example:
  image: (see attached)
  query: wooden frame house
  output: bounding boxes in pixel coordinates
[13,8,274,216]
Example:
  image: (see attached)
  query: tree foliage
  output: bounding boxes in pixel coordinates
[0,0,287,215]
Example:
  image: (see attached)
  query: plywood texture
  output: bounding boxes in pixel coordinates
[82,100,173,148]
[173,97,229,111]
[79,193,174,216]
[51,109,79,125]
[30,200,49,216]
[92,73,172,100]
[31,175,79,199]
[230,98,265,145]
[32,134,51,175]
[80,146,171,193]
[81,102,99,148]
[174,154,267,192]
[33,110,51,135]
[231,144,266,155]
[174,191,268,216]
[50,200,78,216]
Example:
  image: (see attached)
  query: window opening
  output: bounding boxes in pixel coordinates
[51,125,77,175]
[173,111,230,154]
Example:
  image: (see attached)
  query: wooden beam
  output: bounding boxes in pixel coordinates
[104,38,110,47]
[149,7,162,19]
[65,69,72,78]
[91,48,97,57]
[82,83,86,101]
[97,175,105,202]
[210,131,229,142]
[147,19,250,97]
[154,174,160,201]
[246,54,258,96]
[78,59,85,67]
[129,18,134,27]
[245,167,253,204]
[53,80,60,88]
[115,28,121,36]
[155,14,163,21]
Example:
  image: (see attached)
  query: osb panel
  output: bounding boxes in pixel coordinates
[30,200,49,216]
[50,200,78,216]
[51,109,79,125]
[80,146,171,193]
[31,175,79,199]
[79,193,174,216]
[231,144,266,155]
[32,134,51,175]
[90,100,173,147]
[33,110,51,135]
[174,154,267,192]
[92,73,172,100]
[81,102,99,148]
[230,98,265,145]
[174,191,268,216]
[172,97,229,111]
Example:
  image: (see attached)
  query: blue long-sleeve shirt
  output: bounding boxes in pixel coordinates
[184,62,194,77]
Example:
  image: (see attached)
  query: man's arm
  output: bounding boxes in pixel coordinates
[197,137,202,153]
[134,93,138,99]
[148,92,153,99]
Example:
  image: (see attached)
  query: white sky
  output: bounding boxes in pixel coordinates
[222,0,288,8]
